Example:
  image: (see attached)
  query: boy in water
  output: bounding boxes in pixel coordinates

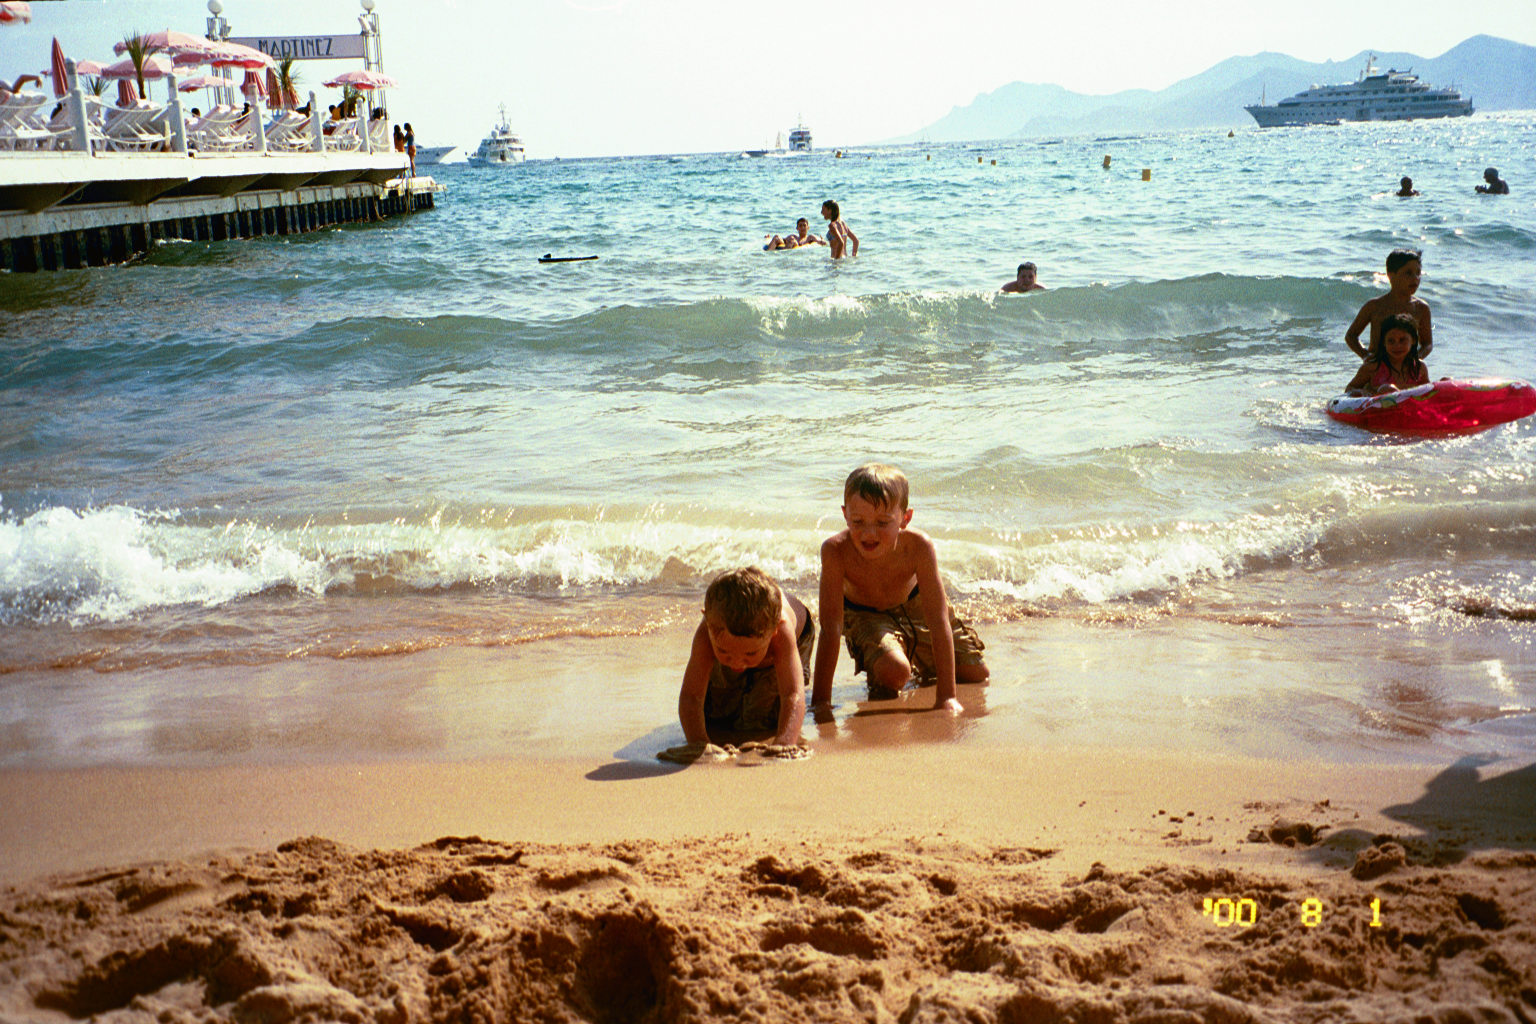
[674,567,813,750]
[1001,261,1045,292]
[764,217,826,251]
[1344,248,1432,359]
[813,464,987,713]
[821,200,859,259]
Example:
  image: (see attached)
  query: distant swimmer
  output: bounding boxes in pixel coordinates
[821,200,859,259]
[1396,176,1419,197]
[764,217,826,251]
[1000,261,1045,293]
[1345,248,1432,360]
[1475,167,1509,195]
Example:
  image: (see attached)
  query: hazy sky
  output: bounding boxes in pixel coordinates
[4,0,1533,157]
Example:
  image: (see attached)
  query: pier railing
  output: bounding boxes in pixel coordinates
[0,62,393,160]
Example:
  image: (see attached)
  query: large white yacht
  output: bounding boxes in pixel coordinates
[787,120,812,152]
[467,104,526,165]
[1245,56,1473,127]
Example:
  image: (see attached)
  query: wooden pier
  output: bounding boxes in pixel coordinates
[0,152,441,273]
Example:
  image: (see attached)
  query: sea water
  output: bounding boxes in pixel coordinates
[2,114,1534,769]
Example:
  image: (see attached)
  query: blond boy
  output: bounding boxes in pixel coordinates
[813,464,988,713]
[678,567,814,747]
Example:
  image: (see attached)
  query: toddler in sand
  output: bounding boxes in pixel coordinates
[661,567,814,762]
[1345,248,1433,359]
[813,464,987,713]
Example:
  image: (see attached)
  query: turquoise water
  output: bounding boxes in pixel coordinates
[2,114,1534,767]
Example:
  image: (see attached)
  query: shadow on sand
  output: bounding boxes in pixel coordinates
[1309,756,1536,869]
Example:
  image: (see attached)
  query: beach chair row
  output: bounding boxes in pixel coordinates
[0,92,390,157]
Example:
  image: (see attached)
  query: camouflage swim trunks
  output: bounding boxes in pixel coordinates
[842,586,985,682]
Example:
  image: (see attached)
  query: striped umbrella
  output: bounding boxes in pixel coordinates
[265,68,283,109]
[50,37,69,97]
[0,1,31,24]
[241,69,266,103]
[117,79,137,106]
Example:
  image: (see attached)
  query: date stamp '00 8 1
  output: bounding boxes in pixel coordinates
[1202,896,1384,929]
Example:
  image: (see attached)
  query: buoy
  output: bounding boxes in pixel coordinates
[990,159,996,166]
[1102,154,1111,169]
[1227,130,1234,138]
[978,156,983,163]
[926,154,931,161]
[1141,168,1151,181]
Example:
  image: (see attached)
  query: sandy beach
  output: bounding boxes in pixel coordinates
[2,623,1533,1023]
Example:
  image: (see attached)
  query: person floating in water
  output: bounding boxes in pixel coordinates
[1396,176,1419,197]
[1475,167,1509,195]
[764,217,826,251]
[1001,261,1045,292]
[1344,312,1429,396]
[821,200,858,259]
[1345,248,1432,360]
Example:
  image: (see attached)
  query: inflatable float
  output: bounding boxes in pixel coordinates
[1326,378,1536,435]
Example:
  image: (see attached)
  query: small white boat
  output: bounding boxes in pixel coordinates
[467,104,526,165]
[787,120,811,152]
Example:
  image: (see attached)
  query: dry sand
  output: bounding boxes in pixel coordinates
[2,743,1533,1023]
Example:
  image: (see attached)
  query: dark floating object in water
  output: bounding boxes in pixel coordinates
[539,253,599,263]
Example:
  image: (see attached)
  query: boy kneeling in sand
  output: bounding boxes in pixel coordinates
[664,567,814,761]
[813,464,988,714]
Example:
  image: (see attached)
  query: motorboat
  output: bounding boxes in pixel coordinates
[467,104,526,165]
[1245,55,1473,127]
[787,120,811,152]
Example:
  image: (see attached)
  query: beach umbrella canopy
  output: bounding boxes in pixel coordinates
[100,54,173,80]
[50,37,68,97]
[113,29,223,60]
[0,2,31,24]
[74,59,106,76]
[322,69,397,90]
[265,68,283,108]
[208,41,274,70]
[177,72,233,92]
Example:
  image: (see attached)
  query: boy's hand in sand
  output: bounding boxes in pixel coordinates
[656,741,735,764]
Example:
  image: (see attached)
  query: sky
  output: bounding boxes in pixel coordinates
[3,0,1534,158]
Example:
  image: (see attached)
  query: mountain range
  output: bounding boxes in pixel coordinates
[890,35,1536,142]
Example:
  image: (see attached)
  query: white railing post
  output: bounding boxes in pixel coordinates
[358,113,372,153]
[252,93,267,154]
[167,72,188,153]
[308,91,323,152]
[66,65,91,155]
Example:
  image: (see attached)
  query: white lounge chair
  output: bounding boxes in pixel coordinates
[0,93,54,150]
[264,111,314,152]
[103,103,171,152]
[187,105,250,153]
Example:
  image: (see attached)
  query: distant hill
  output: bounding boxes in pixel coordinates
[890,35,1536,142]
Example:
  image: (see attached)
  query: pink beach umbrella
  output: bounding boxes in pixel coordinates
[241,69,266,104]
[0,1,31,24]
[74,59,106,77]
[177,72,233,92]
[50,37,69,97]
[116,79,137,107]
[322,69,398,90]
[113,30,229,65]
[208,41,274,70]
[100,54,173,81]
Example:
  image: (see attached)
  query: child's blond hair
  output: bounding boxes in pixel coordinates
[703,567,782,638]
[843,463,909,512]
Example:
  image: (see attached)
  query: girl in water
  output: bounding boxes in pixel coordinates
[1345,312,1429,396]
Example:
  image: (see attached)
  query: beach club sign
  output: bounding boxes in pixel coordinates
[228,35,366,60]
